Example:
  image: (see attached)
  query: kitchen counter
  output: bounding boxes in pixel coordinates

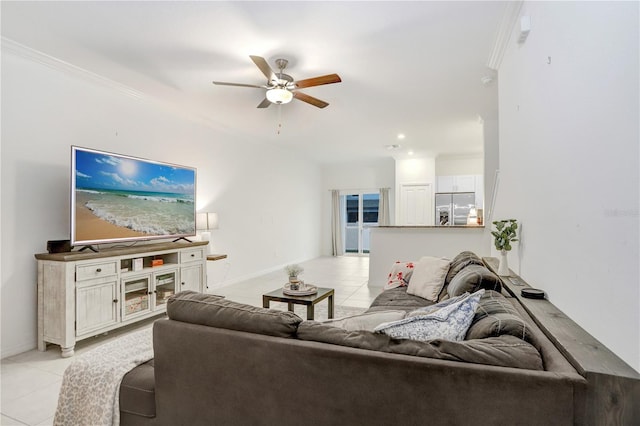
[368,226,490,287]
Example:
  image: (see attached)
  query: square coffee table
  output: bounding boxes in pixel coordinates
[262,287,334,321]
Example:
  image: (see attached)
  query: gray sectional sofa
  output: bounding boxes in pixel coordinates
[119,252,638,425]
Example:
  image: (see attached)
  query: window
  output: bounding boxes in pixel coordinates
[343,192,379,254]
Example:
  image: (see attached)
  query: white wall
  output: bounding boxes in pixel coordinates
[1,48,322,357]
[320,159,395,255]
[435,154,483,176]
[495,1,639,371]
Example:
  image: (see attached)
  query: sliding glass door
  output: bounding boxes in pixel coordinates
[343,192,379,254]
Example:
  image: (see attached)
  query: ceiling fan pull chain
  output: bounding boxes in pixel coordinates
[277,104,283,135]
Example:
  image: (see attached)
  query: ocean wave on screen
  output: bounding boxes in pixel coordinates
[85,202,194,235]
[127,194,194,204]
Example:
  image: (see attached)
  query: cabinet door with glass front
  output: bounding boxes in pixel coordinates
[121,275,152,320]
[153,269,178,310]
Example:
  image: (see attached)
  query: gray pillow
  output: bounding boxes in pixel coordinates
[447,265,502,297]
[167,291,302,338]
[465,290,533,343]
[444,251,484,285]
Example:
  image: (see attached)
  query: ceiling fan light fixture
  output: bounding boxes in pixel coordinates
[266,88,293,104]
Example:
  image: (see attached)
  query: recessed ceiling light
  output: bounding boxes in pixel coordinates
[397,133,406,140]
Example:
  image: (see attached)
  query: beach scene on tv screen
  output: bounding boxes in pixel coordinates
[74,149,195,243]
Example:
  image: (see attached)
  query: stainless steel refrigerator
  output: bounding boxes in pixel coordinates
[435,192,476,226]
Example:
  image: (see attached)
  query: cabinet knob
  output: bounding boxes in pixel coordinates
[96,268,102,273]
[181,281,185,286]
[191,253,195,257]
[113,299,118,303]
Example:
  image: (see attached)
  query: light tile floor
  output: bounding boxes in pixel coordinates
[1,256,377,425]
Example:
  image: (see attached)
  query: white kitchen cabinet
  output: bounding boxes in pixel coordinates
[436,175,476,193]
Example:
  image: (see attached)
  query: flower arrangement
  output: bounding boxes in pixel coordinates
[284,264,304,278]
[491,219,518,252]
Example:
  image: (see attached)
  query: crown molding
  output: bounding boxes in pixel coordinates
[1,37,228,131]
[2,37,145,100]
[486,1,523,71]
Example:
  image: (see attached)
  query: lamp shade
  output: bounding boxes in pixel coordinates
[266,88,293,104]
[206,212,219,230]
[196,212,219,230]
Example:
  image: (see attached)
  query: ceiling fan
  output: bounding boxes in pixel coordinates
[212,55,341,109]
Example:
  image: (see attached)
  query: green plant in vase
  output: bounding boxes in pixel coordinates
[285,264,304,290]
[491,219,518,276]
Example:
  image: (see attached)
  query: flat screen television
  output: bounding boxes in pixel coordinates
[71,146,197,248]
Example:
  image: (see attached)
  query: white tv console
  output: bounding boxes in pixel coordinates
[35,241,208,357]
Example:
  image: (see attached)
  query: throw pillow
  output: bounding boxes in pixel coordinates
[466,290,533,343]
[406,256,451,301]
[444,251,484,286]
[384,261,415,290]
[322,310,407,332]
[373,289,484,342]
[446,264,502,297]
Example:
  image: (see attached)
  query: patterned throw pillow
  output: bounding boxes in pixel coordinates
[384,261,415,290]
[373,289,484,342]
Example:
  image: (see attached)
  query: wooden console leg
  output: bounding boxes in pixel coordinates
[61,346,75,358]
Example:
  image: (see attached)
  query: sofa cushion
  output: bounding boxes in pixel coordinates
[297,322,543,370]
[167,291,302,338]
[444,251,485,286]
[373,290,484,342]
[120,359,155,418]
[446,264,502,297]
[466,290,534,343]
[406,256,451,301]
[322,310,406,332]
[368,286,433,312]
[384,261,415,290]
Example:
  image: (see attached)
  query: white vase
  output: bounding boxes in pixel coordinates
[498,250,510,276]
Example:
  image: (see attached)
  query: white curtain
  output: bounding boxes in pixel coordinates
[331,190,344,256]
[379,187,390,226]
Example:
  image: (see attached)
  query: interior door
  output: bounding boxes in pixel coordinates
[399,184,433,226]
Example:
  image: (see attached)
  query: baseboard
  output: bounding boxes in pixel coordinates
[213,257,316,289]
[1,340,38,360]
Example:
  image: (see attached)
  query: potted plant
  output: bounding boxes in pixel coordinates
[284,264,304,290]
[491,219,518,276]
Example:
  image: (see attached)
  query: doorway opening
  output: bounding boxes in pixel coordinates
[343,192,379,254]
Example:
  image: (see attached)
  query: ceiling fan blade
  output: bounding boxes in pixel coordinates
[212,81,264,89]
[249,55,276,81]
[294,74,342,89]
[293,91,329,109]
[257,98,271,108]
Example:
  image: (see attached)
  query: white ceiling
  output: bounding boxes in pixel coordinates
[1,1,505,164]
